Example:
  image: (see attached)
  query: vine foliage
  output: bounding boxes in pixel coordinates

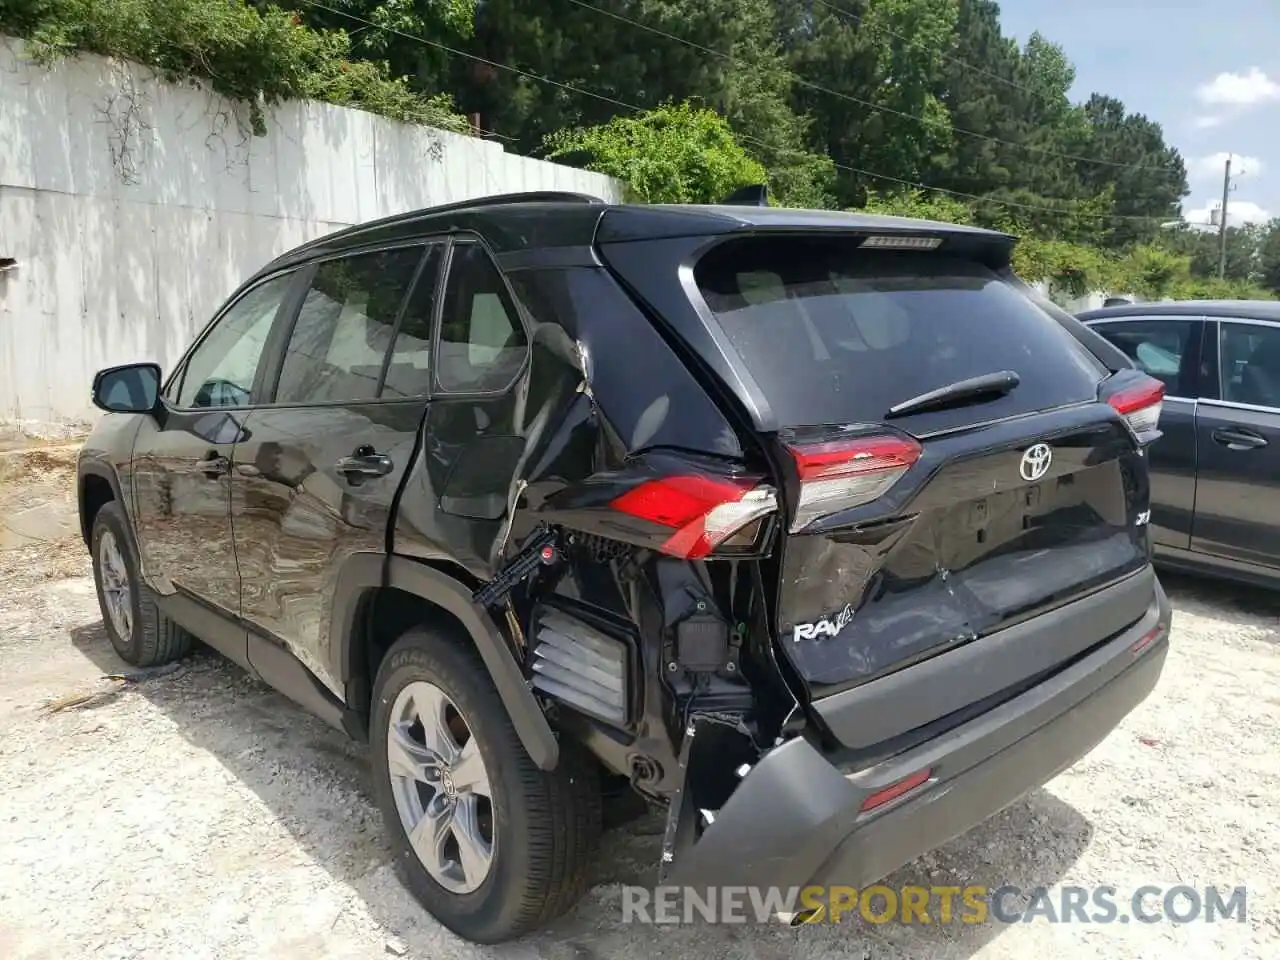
[0,0,470,135]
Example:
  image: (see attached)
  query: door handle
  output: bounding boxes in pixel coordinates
[336,452,394,478]
[1211,427,1268,451]
[199,452,230,477]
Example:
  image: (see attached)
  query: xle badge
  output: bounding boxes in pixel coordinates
[793,604,855,642]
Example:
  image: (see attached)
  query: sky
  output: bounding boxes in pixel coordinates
[997,0,1280,230]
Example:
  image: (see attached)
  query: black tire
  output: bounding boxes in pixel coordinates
[90,501,193,667]
[370,627,602,943]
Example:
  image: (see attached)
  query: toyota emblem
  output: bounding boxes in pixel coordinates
[1019,443,1053,482]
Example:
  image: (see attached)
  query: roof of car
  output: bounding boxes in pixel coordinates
[1078,300,1280,322]
[261,191,1013,276]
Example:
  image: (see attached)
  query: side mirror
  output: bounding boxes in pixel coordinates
[92,362,162,414]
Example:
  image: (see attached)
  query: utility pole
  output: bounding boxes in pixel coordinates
[1218,154,1233,280]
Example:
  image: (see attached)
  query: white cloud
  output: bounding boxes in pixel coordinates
[1189,153,1265,179]
[1192,115,1224,130]
[1196,68,1280,106]
[1183,199,1271,229]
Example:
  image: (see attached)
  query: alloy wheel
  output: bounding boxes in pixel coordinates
[387,680,495,894]
[98,529,133,640]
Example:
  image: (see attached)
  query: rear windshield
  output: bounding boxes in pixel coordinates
[692,237,1107,429]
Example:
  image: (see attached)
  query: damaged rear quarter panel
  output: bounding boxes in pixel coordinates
[498,264,750,553]
[390,259,778,798]
[391,262,750,575]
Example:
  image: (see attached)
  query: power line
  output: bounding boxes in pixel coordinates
[563,0,1167,173]
[738,137,1180,223]
[296,0,1182,224]
[298,0,642,115]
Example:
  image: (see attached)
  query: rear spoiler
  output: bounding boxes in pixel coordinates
[720,184,770,207]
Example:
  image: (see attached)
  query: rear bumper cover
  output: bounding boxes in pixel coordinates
[663,573,1172,892]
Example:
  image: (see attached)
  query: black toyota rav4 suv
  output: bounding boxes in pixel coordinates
[78,192,1172,943]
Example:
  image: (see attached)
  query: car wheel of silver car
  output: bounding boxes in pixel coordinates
[90,501,193,667]
[369,625,602,944]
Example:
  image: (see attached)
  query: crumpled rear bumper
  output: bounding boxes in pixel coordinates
[663,577,1171,893]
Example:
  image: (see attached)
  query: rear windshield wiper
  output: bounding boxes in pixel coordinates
[885,370,1021,419]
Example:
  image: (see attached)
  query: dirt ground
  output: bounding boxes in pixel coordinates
[1,448,1277,959]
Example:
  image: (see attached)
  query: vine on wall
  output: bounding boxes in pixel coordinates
[94,60,152,185]
[1,0,470,137]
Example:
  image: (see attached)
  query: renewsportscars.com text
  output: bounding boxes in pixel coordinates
[621,884,1248,925]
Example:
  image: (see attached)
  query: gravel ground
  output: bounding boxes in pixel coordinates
[1,457,1277,959]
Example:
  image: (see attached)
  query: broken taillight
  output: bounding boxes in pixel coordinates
[1107,377,1165,436]
[610,475,777,560]
[785,434,922,531]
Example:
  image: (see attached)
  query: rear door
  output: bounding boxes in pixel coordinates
[1189,317,1280,570]
[391,238,533,578]
[680,234,1158,698]
[1086,314,1205,549]
[230,243,439,696]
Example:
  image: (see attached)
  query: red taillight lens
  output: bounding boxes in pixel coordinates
[610,475,777,559]
[1107,378,1165,436]
[1130,625,1164,656]
[786,435,922,530]
[859,767,933,813]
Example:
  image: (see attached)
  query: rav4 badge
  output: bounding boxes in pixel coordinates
[793,603,855,642]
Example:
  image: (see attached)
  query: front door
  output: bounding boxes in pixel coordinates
[1190,318,1280,570]
[131,269,299,617]
[231,244,438,695]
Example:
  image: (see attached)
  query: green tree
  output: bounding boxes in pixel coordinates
[926,3,1186,247]
[1114,244,1188,299]
[1075,94,1187,247]
[783,0,958,206]
[713,0,835,207]
[264,0,477,92]
[925,0,1022,198]
[858,187,974,225]
[453,0,831,205]
[1159,223,1265,283]
[543,101,766,203]
[1259,220,1280,295]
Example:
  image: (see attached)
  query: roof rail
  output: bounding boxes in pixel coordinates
[271,191,606,265]
[428,191,606,214]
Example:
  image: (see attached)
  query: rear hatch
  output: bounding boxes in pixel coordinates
[675,233,1161,705]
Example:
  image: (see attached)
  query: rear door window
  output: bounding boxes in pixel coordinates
[274,247,425,405]
[436,242,528,394]
[381,245,442,399]
[1220,321,1280,408]
[1090,317,1198,397]
[691,237,1107,429]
